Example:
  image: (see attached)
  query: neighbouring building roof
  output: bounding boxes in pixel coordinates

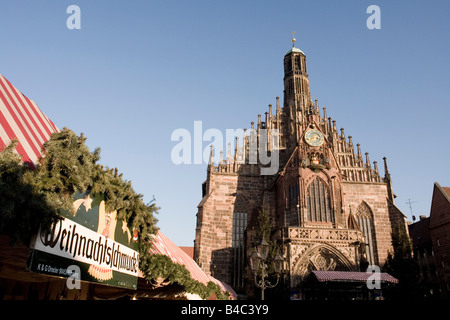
[429,182,450,229]
[443,187,450,198]
[408,216,432,249]
[179,246,194,259]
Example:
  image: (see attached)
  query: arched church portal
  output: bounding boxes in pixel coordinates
[290,243,353,287]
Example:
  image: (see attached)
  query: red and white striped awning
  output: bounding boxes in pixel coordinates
[150,231,236,299]
[0,74,59,165]
[312,270,398,284]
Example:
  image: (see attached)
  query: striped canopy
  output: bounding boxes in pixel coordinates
[0,74,59,165]
[150,230,237,299]
[312,270,399,284]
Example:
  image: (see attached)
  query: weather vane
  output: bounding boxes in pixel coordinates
[291,31,296,47]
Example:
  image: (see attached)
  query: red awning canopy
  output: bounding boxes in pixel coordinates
[0,74,59,165]
[312,270,398,284]
[149,231,236,299]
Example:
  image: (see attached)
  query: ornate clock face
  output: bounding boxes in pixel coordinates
[305,129,324,147]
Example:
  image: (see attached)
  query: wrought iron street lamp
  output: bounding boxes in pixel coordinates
[350,240,369,271]
[249,239,285,300]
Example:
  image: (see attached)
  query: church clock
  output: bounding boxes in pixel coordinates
[305,129,324,147]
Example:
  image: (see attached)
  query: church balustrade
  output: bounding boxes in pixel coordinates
[283,226,364,245]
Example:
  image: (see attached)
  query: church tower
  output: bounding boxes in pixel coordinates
[282,33,313,154]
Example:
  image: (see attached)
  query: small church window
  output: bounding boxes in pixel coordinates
[294,55,301,71]
[289,183,299,208]
[284,57,292,74]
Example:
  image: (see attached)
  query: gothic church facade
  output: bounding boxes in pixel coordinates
[193,39,406,294]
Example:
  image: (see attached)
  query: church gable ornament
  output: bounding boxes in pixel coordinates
[299,124,334,172]
[311,252,336,271]
[304,128,324,147]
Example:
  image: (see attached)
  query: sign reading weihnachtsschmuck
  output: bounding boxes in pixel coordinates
[27,192,139,289]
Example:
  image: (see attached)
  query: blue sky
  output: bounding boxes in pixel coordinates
[1,1,449,246]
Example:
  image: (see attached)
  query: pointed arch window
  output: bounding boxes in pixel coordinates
[294,55,301,72]
[356,202,377,265]
[306,178,333,223]
[232,200,247,288]
[289,183,299,208]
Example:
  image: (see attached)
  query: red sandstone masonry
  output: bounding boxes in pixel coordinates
[342,182,395,265]
[194,171,269,283]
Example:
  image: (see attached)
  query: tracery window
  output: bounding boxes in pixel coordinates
[232,209,247,288]
[284,56,292,74]
[356,202,377,265]
[306,178,333,223]
[294,55,301,72]
[289,183,299,208]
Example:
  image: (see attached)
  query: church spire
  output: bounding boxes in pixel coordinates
[283,32,309,107]
[283,33,311,151]
[383,157,395,203]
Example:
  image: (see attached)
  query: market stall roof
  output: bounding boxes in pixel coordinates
[312,270,399,284]
[0,74,59,164]
[149,230,237,299]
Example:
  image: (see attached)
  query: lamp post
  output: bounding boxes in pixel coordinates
[249,239,285,300]
[350,240,361,270]
[350,241,369,271]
